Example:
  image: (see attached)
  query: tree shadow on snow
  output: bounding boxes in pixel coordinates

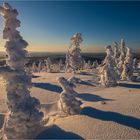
[35,125,83,139]
[0,114,4,129]
[78,93,113,102]
[79,71,93,76]
[33,83,62,93]
[79,81,96,86]
[81,107,140,130]
[119,83,140,89]
[32,75,40,78]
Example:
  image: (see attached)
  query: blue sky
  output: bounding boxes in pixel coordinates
[0,1,140,52]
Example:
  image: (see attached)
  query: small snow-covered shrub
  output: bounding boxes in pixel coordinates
[57,77,82,115]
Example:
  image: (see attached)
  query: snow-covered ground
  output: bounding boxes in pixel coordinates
[0,71,140,139]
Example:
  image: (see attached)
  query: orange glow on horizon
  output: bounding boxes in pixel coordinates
[0,41,139,53]
[0,40,105,53]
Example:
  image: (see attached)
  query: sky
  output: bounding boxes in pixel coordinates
[0,1,140,53]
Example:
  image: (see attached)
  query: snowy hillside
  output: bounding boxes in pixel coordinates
[1,71,140,139]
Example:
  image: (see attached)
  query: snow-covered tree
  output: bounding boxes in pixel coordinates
[0,3,43,139]
[32,61,38,72]
[133,58,138,71]
[118,39,126,74]
[113,42,120,64]
[65,51,71,72]
[45,57,52,72]
[121,47,133,81]
[92,60,98,69]
[57,77,82,116]
[58,59,63,72]
[38,60,43,73]
[100,45,118,87]
[86,60,92,69]
[65,33,83,73]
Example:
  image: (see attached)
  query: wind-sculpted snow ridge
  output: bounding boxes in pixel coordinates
[57,77,82,116]
[0,3,43,139]
[100,45,118,87]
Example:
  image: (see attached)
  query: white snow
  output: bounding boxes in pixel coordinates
[1,71,140,139]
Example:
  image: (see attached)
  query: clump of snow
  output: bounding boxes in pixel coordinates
[0,3,43,139]
[57,77,82,116]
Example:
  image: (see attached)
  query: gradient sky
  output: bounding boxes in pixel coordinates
[0,1,140,52]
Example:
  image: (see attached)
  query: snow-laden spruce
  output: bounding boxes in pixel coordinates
[0,3,43,139]
[65,33,83,73]
[100,45,118,87]
[121,47,134,81]
[45,57,52,72]
[57,77,82,115]
[38,60,43,73]
[118,39,126,74]
[85,60,92,70]
[58,59,63,72]
[113,42,120,64]
[133,58,138,71]
[32,61,38,72]
[92,60,98,69]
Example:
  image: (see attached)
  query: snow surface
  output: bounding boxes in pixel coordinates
[0,71,140,139]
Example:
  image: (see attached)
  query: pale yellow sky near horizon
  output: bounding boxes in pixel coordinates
[0,39,140,53]
[0,39,105,53]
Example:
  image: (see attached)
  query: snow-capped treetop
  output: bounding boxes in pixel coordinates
[113,42,119,55]
[46,57,52,64]
[103,45,114,66]
[120,38,126,55]
[121,38,125,48]
[113,41,120,63]
[3,2,12,10]
[65,33,83,73]
[105,45,113,55]
[125,47,133,63]
[70,32,83,48]
[121,47,133,81]
[57,77,76,95]
[0,2,28,70]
